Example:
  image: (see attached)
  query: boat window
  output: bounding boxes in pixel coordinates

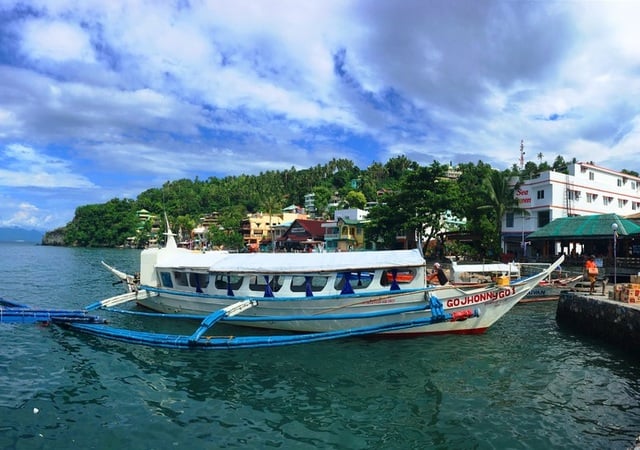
[382,269,416,285]
[173,271,189,287]
[291,275,328,292]
[160,271,173,288]
[333,271,374,291]
[188,272,209,290]
[249,275,283,292]
[214,274,243,290]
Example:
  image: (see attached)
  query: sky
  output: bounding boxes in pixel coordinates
[1,0,639,231]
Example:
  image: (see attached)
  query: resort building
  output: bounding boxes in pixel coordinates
[503,161,640,258]
[241,212,285,250]
[199,212,220,230]
[127,209,160,248]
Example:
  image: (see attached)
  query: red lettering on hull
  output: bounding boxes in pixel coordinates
[445,286,516,308]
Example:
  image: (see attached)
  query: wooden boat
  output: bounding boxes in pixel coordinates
[520,274,584,303]
[518,263,593,302]
[94,227,565,338]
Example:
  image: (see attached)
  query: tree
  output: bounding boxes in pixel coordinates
[477,169,526,255]
[366,162,460,251]
[621,169,640,177]
[174,215,197,242]
[207,205,245,250]
[521,161,540,180]
[312,185,333,218]
[365,201,402,249]
[64,198,138,247]
[261,194,283,251]
[364,161,388,185]
[344,191,367,209]
[552,156,568,173]
[456,161,496,258]
[384,156,419,186]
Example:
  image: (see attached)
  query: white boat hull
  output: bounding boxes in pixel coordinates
[135,280,545,335]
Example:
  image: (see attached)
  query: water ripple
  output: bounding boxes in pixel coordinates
[1,244,639,449]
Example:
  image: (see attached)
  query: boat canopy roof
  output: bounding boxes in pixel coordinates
[154,248,230,270]
[450,261,520,274]
[155,248,426,274]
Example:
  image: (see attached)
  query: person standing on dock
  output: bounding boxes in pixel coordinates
[585,255,599,294]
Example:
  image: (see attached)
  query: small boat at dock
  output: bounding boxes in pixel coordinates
[520,273,584,303]
[449,260,521,286]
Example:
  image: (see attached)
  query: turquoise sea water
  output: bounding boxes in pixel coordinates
[0,242,639,449]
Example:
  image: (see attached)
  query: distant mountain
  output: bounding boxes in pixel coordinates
[0,227,44,243]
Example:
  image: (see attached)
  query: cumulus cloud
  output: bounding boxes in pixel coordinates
[0,144,95,188]
[0,0,639,229]
[21,19,96,63]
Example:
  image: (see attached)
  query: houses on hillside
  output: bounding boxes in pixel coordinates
[240,207,306,251]
[241,207,370,252]
[131,160,640,260]
[322,209,368,252]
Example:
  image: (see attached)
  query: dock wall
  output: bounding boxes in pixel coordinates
[556,292,640,355]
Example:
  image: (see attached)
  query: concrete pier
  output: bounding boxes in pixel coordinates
[556,290,640,355]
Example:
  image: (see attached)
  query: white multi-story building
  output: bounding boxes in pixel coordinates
[502,161,640,257]
[304,193,316,216]
[334,208,368,221]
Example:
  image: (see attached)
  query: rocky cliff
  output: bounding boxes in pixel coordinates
[42,227,66,246]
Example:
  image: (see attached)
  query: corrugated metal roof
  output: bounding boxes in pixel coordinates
[527,213,640,239]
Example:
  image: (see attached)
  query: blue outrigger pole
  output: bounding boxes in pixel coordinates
[54,294,477,349]
[0,298,106,324]
[2,294,479,350]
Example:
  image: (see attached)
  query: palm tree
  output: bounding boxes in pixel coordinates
[478,170,528,252]
[261,195,282,252]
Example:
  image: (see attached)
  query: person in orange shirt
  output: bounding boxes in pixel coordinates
[584,255,598,294]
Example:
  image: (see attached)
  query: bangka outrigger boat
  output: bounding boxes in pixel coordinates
[1,227,564,349]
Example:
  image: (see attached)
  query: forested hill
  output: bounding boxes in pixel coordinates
[46,156,419,248]
[43,155,577,251]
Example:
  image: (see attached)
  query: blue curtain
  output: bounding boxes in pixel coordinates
[305,276,313,297]
[226,275,234,296]
[390,269,400,291]
[340,273,354,295]
[195,275,203,293]
[263,275,274,297]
